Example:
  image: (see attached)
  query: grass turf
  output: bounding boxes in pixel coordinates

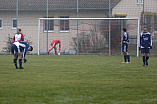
[0,55,157,104]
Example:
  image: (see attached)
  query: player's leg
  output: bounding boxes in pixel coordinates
[141,48,148,66]
[47,47,53,55]
[126,44,130,63]
[123,52,127,63]
[141,48,146,66]
[13,54,18,69]
[18,53,24,69]
[142,53,146,66]
[54,47,57,55]
[125,52,130,63]
[122,44,127,63]
[47,42,56,54]
[11,44,18,69]
[145,53,149,66]
[145,48,150,66]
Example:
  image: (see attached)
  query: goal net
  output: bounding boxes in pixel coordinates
[38,18,140,56]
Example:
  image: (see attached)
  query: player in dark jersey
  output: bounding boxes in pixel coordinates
[139,27,152,66]
[122,28,130,63]
[11,41,33,69]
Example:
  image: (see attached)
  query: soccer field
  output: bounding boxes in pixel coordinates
[0,55,157,104]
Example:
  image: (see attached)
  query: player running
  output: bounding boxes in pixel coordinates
[139,27,152,66]
[47,39,61,55]
[11,41,33,69]
[122,28,130,63]
[13,28,24,42]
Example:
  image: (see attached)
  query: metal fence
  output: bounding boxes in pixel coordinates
[0,0,157,56]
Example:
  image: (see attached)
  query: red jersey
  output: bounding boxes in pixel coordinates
[13,33,24,42]
[51,39,61,51]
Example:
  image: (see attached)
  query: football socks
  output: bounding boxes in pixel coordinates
[19,59,23,69]
[55,50,57,55]
[13,59,18,69]
[124,55,127,62]
[127,55,130,62]
[143,56,145,65]
[146,56,149,62]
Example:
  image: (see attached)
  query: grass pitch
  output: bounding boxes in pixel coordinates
[0,55,157,104]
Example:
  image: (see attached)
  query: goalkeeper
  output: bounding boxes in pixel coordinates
[122,28,130,63]
[47,39,61,55]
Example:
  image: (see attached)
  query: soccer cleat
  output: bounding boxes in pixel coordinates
[146,61,148,66]
[122,62,127,63]
[16,67,19,69]
[24,59,27,63]
[19,67,24,69]
[126,62,131,63]
[143,64,145,67]
[47,52,49,55]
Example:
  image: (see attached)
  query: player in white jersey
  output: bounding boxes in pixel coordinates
[13,28,24,42]
[11,41,33,69]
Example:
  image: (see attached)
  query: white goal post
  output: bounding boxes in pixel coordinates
[38,18,140,57]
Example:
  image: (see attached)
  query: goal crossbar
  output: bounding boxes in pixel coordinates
[38,17,140,20]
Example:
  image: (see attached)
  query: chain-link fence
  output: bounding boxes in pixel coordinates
[38,18,139,56]
[0,0,157,55]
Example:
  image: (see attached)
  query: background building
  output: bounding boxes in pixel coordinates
[0,0,156,55]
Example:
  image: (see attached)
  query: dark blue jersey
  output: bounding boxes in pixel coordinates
[139,32,152,48]
[122,32,129,44]
[13,41,30,59]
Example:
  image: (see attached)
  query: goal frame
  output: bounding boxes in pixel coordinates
[38,18,140,57]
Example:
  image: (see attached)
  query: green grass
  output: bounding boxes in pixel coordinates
[0,55,157,104]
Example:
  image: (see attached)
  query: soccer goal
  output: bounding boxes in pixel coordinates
[38,18,140,56]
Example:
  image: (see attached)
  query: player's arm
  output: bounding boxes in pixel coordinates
[19,42,29,59]
[122,33,128,43]
[13,35,15,42]
[59,41,61,52]
[122,35,125,43]
[20,33,24,41]
[22,45,30,64]
[126,34,129,42]
[149,34,152,49]
[138,33,142,51]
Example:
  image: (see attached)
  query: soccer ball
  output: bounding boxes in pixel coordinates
[58,52,60,55]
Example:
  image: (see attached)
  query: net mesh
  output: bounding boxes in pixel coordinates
[38,18,139,55]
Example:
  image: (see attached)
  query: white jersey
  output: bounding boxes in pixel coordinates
[15,34,22,42]
[13,33,24,42]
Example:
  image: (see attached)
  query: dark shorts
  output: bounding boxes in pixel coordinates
[11,44,21,54]
[141,48,150,53]
[122,43,128,52]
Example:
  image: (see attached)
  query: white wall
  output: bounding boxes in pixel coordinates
[0,11,107,54]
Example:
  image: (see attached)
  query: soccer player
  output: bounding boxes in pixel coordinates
[47,39,61,55]
[13,28,24,42]
[122,28,130,63]
[11,41,33,69]
[139,27,152,66]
